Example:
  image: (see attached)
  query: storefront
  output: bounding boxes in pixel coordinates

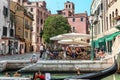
[94,31,120,53]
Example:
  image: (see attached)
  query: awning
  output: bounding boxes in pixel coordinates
[98,35,109,43]
[106,32,120,41]
[94,40,99,48]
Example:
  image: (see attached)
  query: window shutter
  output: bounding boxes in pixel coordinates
[3,26,7,36]
[3,6,8,17]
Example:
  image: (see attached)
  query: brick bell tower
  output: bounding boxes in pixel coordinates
[64,1,75,16]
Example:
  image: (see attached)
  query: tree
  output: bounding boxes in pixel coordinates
[43,15,71,43]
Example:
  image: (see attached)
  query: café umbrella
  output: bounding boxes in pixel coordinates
[50,32,92,41]
[58,39,89,46]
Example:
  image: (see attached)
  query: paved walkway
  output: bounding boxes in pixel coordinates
[0,52,40,61]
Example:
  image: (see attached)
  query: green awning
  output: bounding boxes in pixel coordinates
[106,32,120,41]
[98,35,109,42]
[98,37,105,42]
[94,40,99,48]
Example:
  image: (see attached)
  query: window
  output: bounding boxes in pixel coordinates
[25,31,28,38]
[115,9,118,17]
[112,11,114,26]
[80,17,84,22]
[73,27,75,32]
[3,6,8,17]
[36,2,38,6]
[66,5,68,8]
[2,26,7,36]
[71,27,75,32]
[10,29,14,37]
[69,4,71,8]
[109,14,112,27]
[37,18,39,24]
[106,17,108,30]
[31,8,33,12]
[41,19,43,25]
[72,18,75,22]
[101,3,103,10]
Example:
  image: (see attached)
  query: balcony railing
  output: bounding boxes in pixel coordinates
[25,24,29,29]
[93,16,98,24]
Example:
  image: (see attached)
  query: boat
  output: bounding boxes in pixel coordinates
[64,60,118,80]
[0,77,31,80]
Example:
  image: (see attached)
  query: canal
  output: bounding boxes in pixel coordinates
[0,71,120,80]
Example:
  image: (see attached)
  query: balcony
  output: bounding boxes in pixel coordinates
[25,24,29,29]
[93,16,98,24]
[29,26,33,31]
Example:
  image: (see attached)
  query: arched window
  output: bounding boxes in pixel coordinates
[109,14,111,27]
[66,5,68,8]
[112,11,114,26]
[69,4,71,8]
[115,9,118,17]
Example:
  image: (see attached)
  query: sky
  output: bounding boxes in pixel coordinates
[29,0,92,15]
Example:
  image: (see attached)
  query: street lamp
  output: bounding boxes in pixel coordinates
[90,15,94,60]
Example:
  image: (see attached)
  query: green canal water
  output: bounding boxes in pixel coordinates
[0,71,120,80]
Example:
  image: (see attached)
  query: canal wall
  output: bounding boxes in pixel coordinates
[0,59,113,72]
[19,60,113,72]
[0,61,7,72]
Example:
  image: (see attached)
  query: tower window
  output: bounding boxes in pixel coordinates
[66,5,68,8]
[69,4,70,8]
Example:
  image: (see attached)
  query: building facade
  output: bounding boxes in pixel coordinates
[90,0,120,53]
[0,0,12,55]
[90,0,104,48]
[56,1,89,34]
[10,1,33,54]
[23,0,51,52]
[11,0,50,52]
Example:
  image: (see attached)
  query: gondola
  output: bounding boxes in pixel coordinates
[64,60,118,80]
[51,59,118,80]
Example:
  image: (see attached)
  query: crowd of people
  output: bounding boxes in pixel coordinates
[30,43,106,62]
[33,43,92,60]
[94,47,105,60]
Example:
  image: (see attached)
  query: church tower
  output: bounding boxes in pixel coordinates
[64,1,75,15]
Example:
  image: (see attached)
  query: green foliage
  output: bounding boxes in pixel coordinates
[43,15,71,43]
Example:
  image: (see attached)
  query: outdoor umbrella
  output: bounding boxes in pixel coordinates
[50,34,64,40]
[58,39,89,46]
[50,32,92,41]
[62,32,91,39]
[69,44,89,47]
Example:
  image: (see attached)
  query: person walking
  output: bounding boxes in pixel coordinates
[40,43,44,59]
